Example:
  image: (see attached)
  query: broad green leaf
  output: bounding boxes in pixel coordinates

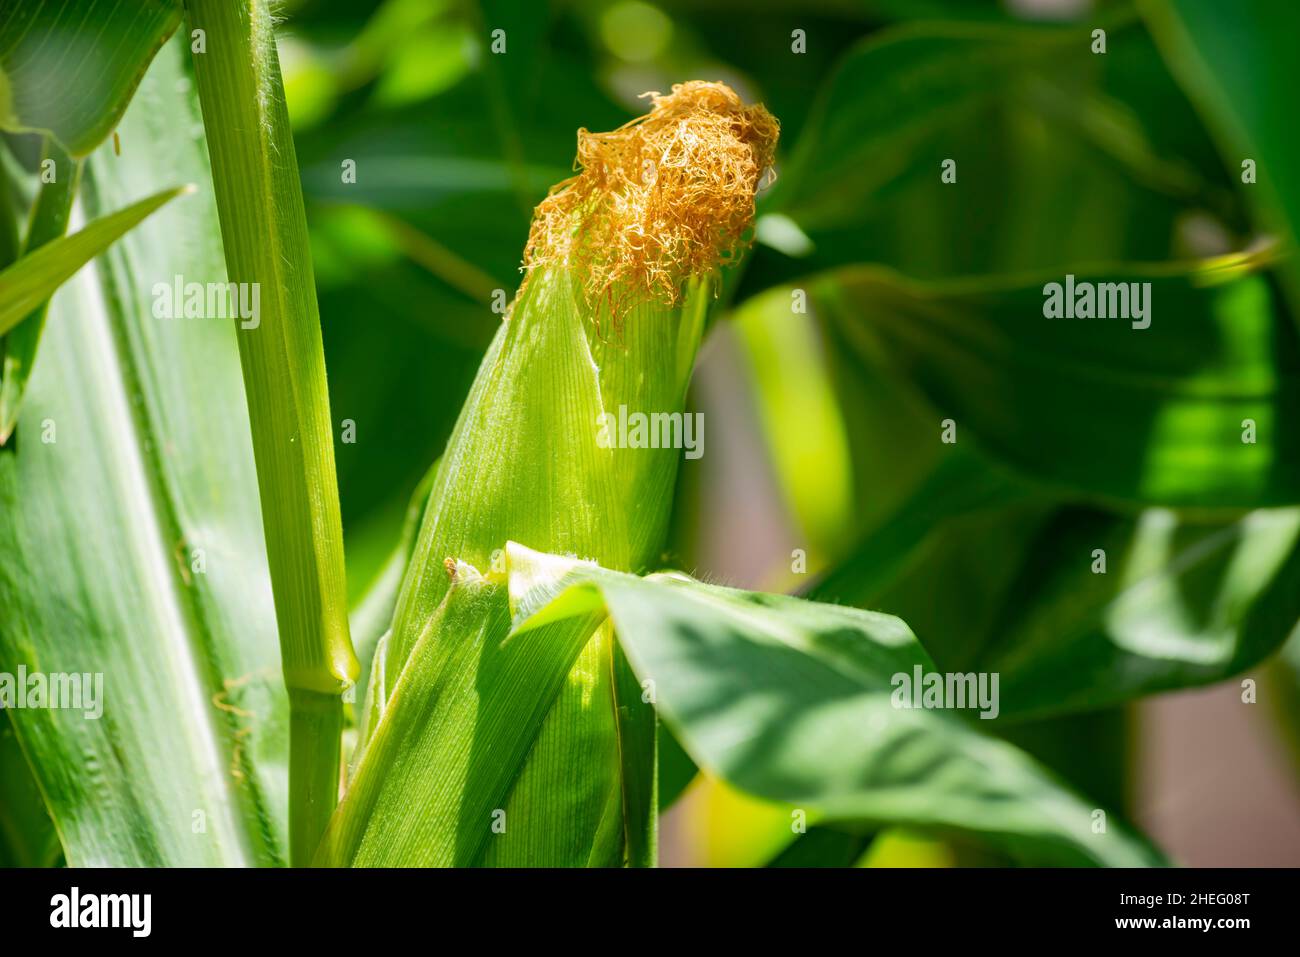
[813,257,1300,512]
[0,138,80,444]
[774,251,1300,720]
[742,17,1237,300]
[1142,0,1300,311]
[773,246,1300,719]
[0,183,188,338]
[772,18,1125,233]
[185,0,358,862]
[0,38,285,866]
[730,20,1246,563]
[0,0,182,155]
[511,547,1166,867]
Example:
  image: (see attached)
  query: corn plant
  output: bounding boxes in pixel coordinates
[1,0,1298,869]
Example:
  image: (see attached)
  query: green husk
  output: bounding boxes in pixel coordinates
[345,269,708,866]
[338,83,778,866]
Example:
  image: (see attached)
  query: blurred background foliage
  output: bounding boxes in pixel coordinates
[264,0,1300,866]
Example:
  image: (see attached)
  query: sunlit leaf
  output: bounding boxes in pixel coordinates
[510,545,1166,867]
[813,257,1300,511]
[0,0,182,155]
[0,38,285,866]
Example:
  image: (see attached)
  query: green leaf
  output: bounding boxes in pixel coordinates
[743,15,1237,300]
[817,462,1300,719]
[771,17,1140,235]
[0,138,81,444]
[0,183,189,339]
[0,0,182,156]
[813,257,1300,512]
[0,37,285,866]
[185,0,358,863]
[971,506,1300,718]
[1142,0,1300,312]
[510,546,1167,867]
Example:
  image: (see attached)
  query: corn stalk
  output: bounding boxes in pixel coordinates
[184,0,357,865]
